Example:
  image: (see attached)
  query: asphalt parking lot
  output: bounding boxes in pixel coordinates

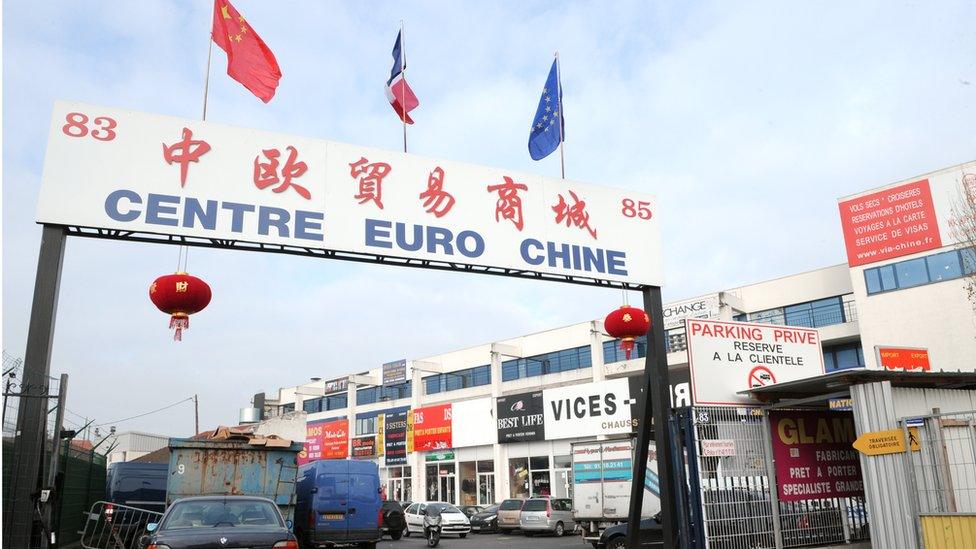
[380,530,587,548]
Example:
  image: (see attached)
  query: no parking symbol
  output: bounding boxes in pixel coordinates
[748,365,776,389]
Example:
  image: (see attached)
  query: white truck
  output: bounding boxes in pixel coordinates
[571,438,660,546]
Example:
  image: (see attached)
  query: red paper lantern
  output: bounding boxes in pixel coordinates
[604,305,650,359]
[149,272,212,341]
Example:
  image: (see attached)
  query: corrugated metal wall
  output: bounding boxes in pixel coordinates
[890,387,976,418]
[850,381,918,549]
[920,515,976,549]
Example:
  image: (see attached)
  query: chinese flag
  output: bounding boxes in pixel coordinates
[212,0,281,103]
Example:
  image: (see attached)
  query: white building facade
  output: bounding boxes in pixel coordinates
[249,160,975,507]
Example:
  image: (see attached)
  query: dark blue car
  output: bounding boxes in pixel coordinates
[295,460,382,549]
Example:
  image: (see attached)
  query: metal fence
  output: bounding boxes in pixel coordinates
[80,501,163,549]
[901,409,976,549]
[680,406,869,549]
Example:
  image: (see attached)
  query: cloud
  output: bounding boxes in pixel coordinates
[4,0,975,434]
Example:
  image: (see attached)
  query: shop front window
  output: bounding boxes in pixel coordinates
[553,455,572,499]
[459,461,478,506]
[530,456,551,497]
[426,462,457,504]
[386,466,412,502]
[509,458,530,499]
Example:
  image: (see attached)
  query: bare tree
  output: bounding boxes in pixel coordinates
[949,172,976,314]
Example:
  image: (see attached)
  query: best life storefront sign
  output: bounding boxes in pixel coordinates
[298,417,349,465]
[770,411,864,501]
[687,319,825,406]
[496,391,546,443]
[837,162,976,267]
[876,346,931,371]
[37,101,664,287]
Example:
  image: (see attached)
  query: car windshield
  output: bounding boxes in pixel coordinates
[427,503,461,515]
[523,500,548,512]
[161,499,283,530]
[499,500,523,510]
[481,505,499,514]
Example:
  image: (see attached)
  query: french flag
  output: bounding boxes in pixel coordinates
[386,30,419,124]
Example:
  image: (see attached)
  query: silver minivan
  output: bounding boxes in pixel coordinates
[519,497,574,536]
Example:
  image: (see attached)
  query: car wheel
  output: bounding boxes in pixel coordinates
[404,526,411,537]
[500,529,511,535]
[459,533,467,539]
[554,522,564,537]
[391,528,403,541]
[608,536,627,549]
[361,543,377,549]
[524,531,534,537]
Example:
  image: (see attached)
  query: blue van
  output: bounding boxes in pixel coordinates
[106,462,168,513]
[295,460,382,549]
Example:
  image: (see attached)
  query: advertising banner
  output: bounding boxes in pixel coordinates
[352,435,377,458]
[323,377,348,394]
[686,319,825,406]
[543,378,635,440]
[496,391,546,443]
[38,101,664,286]
[876,346,931,371]
[382,359,408,385]
[838,162,976,267]
[451,398,495,448]
[412,403,453,451]
[770,411,863,501]
[384,410,409,466]
[298,418,349,465]
[663,294,721,330]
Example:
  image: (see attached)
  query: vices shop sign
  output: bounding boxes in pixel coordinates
[299,418,349,465]
[497,391,545,442]
[543,378,636,440]
[770,411,864,501]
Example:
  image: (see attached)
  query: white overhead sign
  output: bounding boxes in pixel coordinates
[686,319,825,406]
[543,378,635,440]
[663,294,720,330]
[37,101,664,286]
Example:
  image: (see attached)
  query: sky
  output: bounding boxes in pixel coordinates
[3,1,975,438]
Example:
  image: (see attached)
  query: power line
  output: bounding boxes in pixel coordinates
[95,396,194,427]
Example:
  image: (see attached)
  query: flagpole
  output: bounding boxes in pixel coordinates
[202,29,214,121]
[555,51,565,179]
[400,20,408,153]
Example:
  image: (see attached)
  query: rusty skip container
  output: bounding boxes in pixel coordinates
[166,438,302,522]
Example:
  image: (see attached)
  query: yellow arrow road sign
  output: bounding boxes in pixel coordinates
[852,427,920,456]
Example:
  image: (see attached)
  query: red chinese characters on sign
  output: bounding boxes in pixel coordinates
[838,179,942,267]
[162,127,211,187]
[419,167,455,217]
[253,146,311,199]
[487,177,528,231]
[770,411,864,502]
[412,403,453,451]
[350,157,391,209]
[553,190,597,239]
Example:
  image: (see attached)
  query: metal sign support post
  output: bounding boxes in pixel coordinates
[627,286,676,549]
[4,224,67,548]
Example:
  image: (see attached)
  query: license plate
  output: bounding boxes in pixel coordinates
[322,513,344,520]
[472,526,481,531]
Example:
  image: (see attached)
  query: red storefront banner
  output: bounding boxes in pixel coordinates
[770,411,864,502]
[838,179,942,267]
[878,347,931,371]
[412,403,452,451]
[298,418,349,465]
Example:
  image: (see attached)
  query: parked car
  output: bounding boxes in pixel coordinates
[295,460,383,549]
[460,505,483,518]
[403,502,471,538]
[144,495,298,549]
[380,500,406,540]
[596,516,663,549]
[497,498,524,533]
[519,497,574,536]
[469,504,499,533]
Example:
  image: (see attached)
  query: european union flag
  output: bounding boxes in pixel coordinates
[528,59,563,161]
